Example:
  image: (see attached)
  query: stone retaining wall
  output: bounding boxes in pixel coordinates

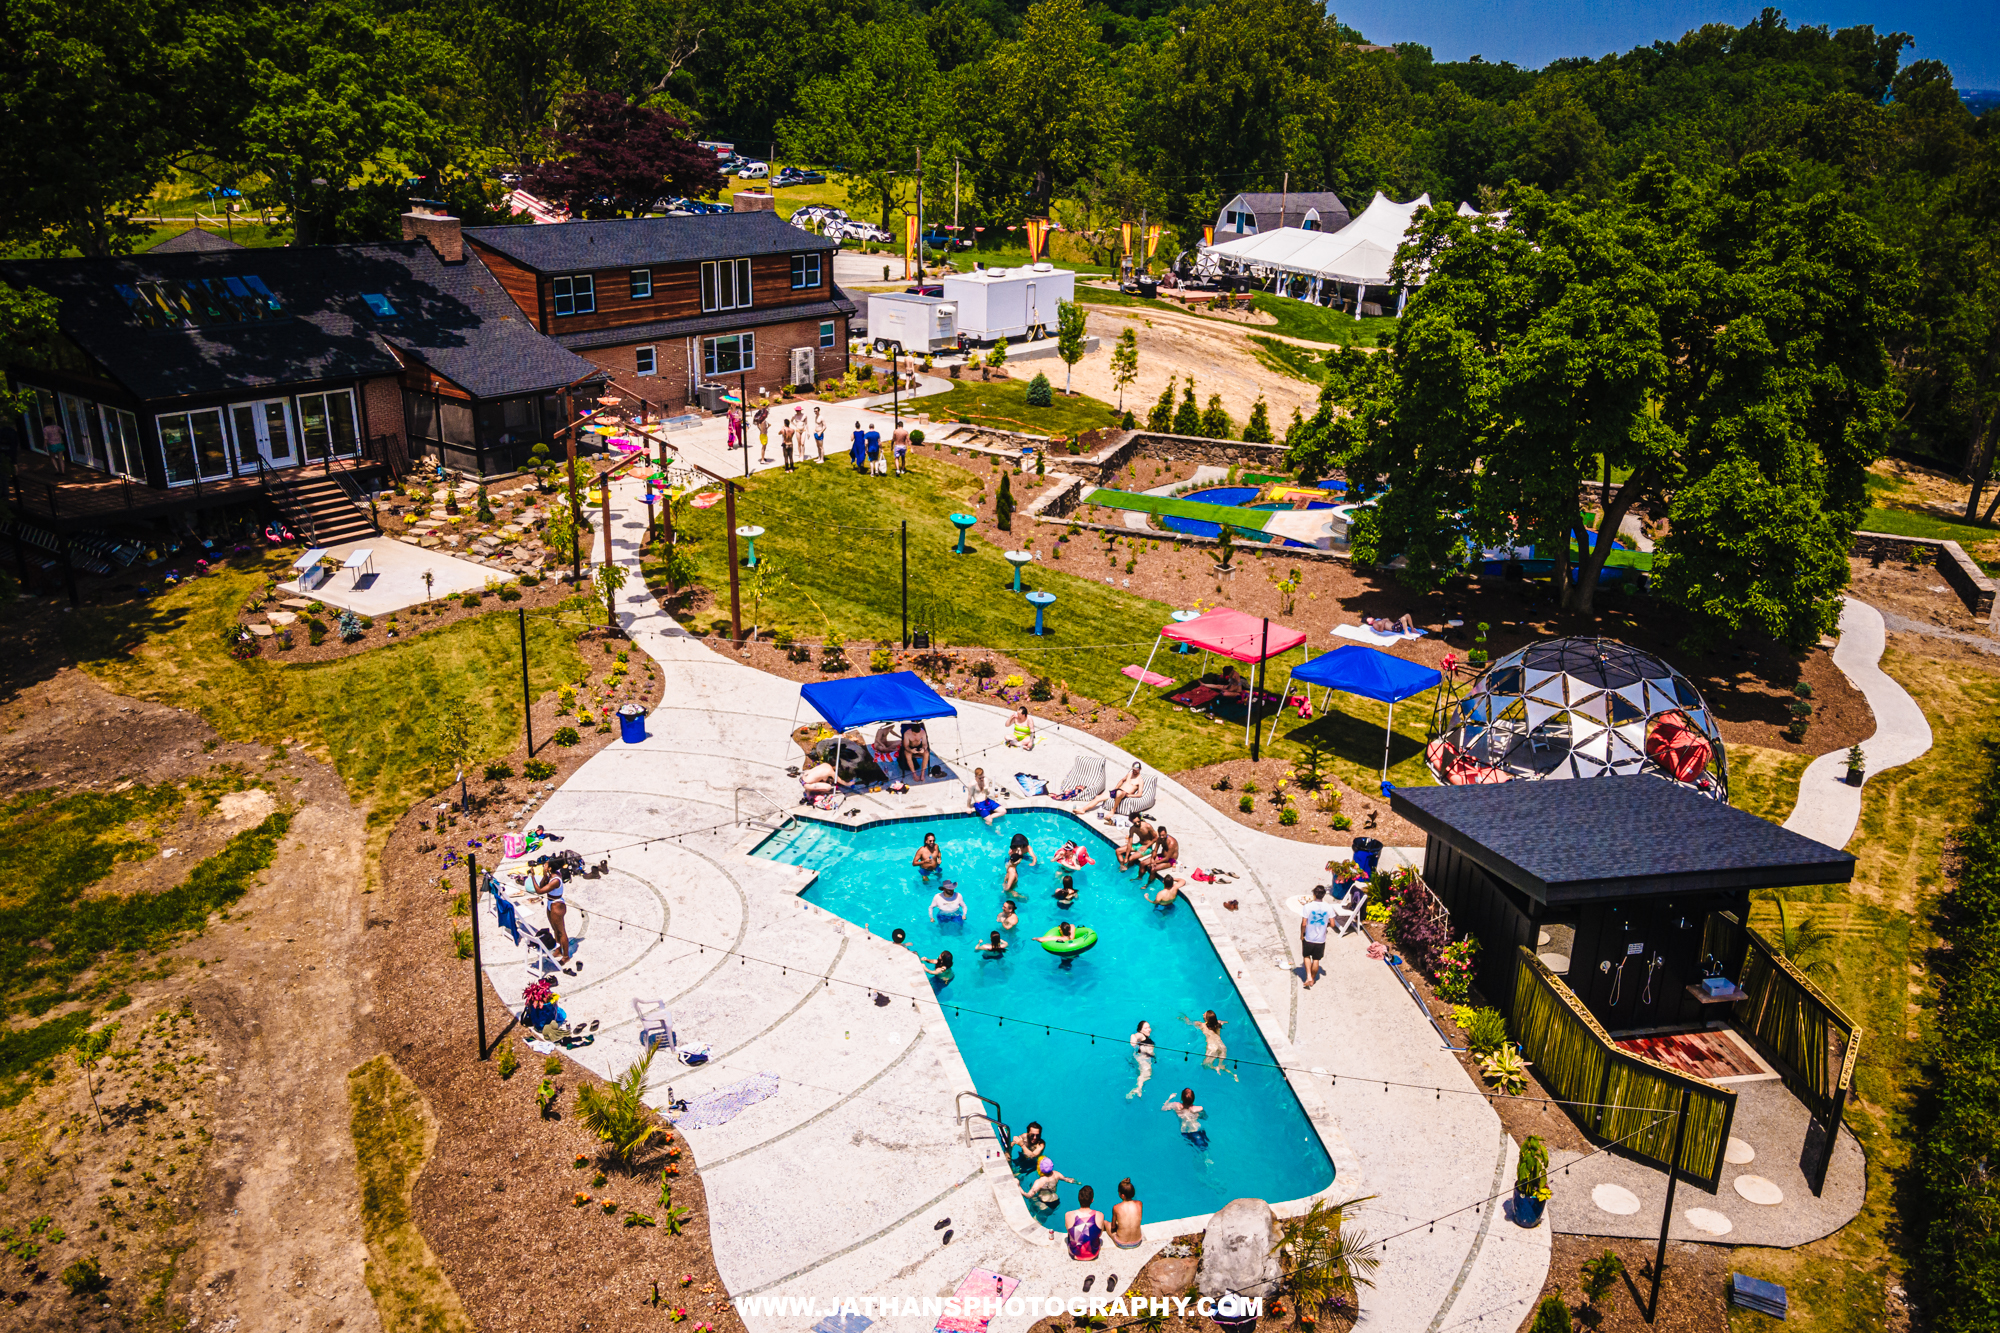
[1853,531,1995,618]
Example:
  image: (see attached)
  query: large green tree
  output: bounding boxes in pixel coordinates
[968,0,1123,215]
[778,16,940,230]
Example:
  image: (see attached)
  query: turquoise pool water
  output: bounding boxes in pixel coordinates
[755,809,1333,1222]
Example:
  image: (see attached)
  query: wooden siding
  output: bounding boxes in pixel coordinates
[480,249,831,336]
[470,243,544,326]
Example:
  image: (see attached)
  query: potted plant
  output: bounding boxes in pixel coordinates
[1845,744,1865,787]
[1468,622,1490,667]
[1514,1135,1550,1227]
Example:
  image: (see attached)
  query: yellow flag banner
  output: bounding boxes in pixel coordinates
[1146,224,1163,258]
[904,214,920,278]
[1026,218,1045,262]
[1204,225,1214,247]
[1121,221,1133,256]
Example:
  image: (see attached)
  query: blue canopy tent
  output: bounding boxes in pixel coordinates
[1270,645,1442,780]
[793,671,961,782]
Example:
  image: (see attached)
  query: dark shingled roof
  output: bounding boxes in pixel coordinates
[550,288,858,352]
[1,241,599,403]
[1391,776,1855,903]
[464,211,835,273]
[1224,190,1353,235]
[148,228,245,254]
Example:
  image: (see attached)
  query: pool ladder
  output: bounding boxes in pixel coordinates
[956,1091,1010,1156]
[734,786,789,832]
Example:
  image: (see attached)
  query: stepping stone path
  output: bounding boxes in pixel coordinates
[279,599,313,610]
[1592,1184,1642,1215]
[1684,1207,1733,1235]
[419,536,442,549]
[248,624,274,637]
[1733,1175,1784,1206]
[268,611,298,625]
[1724,1137,1756,1165]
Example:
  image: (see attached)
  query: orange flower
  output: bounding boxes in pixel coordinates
[573,1192,592,1206]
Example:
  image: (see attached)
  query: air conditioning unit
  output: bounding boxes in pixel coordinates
[790,346,815,387]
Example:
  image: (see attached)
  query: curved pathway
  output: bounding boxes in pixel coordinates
[1783,597,1934,850]
[473,472,1548,1333]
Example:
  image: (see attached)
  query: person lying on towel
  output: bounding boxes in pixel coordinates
[1366,614,1417,635]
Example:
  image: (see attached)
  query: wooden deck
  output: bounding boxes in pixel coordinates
[7,445,395,531]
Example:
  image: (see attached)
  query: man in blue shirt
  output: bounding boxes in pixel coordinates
[864,424,883,475]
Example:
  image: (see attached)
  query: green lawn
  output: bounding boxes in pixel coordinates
[1859,505,1999,546]
[1074,287,1186,314]
[924,376,1125,437]
[1247,295,1401,347]
[58,553,588,813]
[652,455,1436,787]
[1249,335,1330,385]
[140,223,293,250]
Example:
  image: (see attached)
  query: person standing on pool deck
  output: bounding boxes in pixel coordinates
[1162,1088,1208,1146]
[778,419,796,471]
[1126,1020,1155,1099]
[1300,885,1332,989]
[1109,1179,1144,1249]
[913,832,942,876]
[812,408,827,463]
[1180,1010,1237,1079]
[754,405,771,462]
[929,882,968,923]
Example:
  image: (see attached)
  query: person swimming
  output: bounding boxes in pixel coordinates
[975,930,1009,957]
[1126,1019,1155,1100]
[1180,1010,1238,1080]
[912,832,942,875]
[997,900,1019,930]
[1162,1087,1208,1146]
[1053,872,1078,907]
[1003,842,1034,899]
[1013,1121,1046,1169]
[1054,839,1094,870]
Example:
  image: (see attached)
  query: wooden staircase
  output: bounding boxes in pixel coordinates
[272,474,377,546]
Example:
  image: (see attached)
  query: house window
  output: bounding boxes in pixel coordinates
[1226,209,1255,234]
[700,258,753,313]
[296,389,359,460]
[552,274,596,316]
[1301,209,1321,232]
[790,253,822,289]
[58,392,104,471]
[630,269,652,299]
[156,407,230,484]
[702,332,755,375]
[635,346,657,376]
[21,387,57,454]
[818,321,836,349]
[98,406,141,479]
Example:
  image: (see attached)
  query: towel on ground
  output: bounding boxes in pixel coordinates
[1334,622,1429,647]
[1013,774,1048,796]
[689,491,725,509]
[936,1269,1021,1333]
[1122,664,1174,687]
[669,1071,780,1128]
[1170,684,1221,707]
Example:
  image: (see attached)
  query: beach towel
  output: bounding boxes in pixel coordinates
[490,890,522,945]
[1013,773,1048,796]
[689,491,724,509]
[669,1071,780,1129]
[1334,623,1429,647]
[1170,684,1221,707]
[936,1270,1021,1333]
[1122,664,1174,687]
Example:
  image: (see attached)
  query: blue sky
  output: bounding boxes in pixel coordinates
[1335,1,2000,90]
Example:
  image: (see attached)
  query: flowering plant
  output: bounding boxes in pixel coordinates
[1435,936,1479,1004]
[523,978,556,1008]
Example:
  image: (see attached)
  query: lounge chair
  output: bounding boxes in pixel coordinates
[1119,771,1160,820]
[1053,754,1106,802]
[634,998,676,1053]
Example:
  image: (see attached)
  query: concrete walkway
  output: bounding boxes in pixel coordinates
[648,379,955,485]
[473,472,1549,1333]
[1782,597,1933,850]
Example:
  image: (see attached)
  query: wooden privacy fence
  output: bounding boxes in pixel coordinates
[1702,912,1862,1195]
[1510,948,1738,1192]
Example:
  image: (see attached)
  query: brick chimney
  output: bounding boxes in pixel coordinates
[401,199,463,262]
[732,190,776,214]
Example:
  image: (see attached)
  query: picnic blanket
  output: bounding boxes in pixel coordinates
[1122,664,1174,687]
[669,1071,781,1129]
[1170,684,1221,707]
[689,491,725,509]
[1334,622,1429,647]
[936,1269,1021,1333]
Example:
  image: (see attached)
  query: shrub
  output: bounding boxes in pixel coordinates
[1455,1006,1509,1055]
[1278,807,1299,826]
[461,591,481,608]
[59,1255,107,1295]
[1241,780,1259,794]
[1517,1136,1550,1201]
[453,928,473,959]
[496,1042,519,1079]
[338,609,364,642]
[1580,1251,1625,1310]
[1793,680,1814,698]
[576,1051,661,1164]
[524,759,557,781]
[971,659,998,680]
[499,585,522,601]
[910,429,925,446]
[1238,794,1255,813]
[869,648,895,672]
[520,573,542,587]
[1528,1295,1569,1333]
[306,619,328,646]
[552,726,581,747]
[1025,372,1053,407]
[1389,885,1450,978]
[1479,1045,1530,1095]
[484,762,514,782]
[1029,676,1053,702]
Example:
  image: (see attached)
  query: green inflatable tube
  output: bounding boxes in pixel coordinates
[1038,927,1098,956]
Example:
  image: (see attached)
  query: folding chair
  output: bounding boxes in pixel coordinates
[1330,885,1369,936]
[634,999,676,1054]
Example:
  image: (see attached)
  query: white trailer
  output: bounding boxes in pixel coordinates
[865,293,958,353]
[940,263,1076,343]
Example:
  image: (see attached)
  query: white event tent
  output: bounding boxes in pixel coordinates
[1201,191,1442,315]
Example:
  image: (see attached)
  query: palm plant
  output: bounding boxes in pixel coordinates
[575,1050,659,1166]
[1273,1196,1379,1325]
[1774,898,1841,985]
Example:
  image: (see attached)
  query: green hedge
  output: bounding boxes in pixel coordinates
[1917,748,2000,1329]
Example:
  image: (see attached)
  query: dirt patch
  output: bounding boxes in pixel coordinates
[1525,1234,1731,1333]
[1846,555,1997,636]
[1173,755,1422,849]
[234,572,579,665]
[1065,304,1322,429]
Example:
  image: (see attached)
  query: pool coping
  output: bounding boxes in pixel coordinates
[732,802,1370,1245]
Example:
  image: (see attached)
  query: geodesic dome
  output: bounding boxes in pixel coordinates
[1425,638,1728,801]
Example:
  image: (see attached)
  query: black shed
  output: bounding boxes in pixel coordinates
[1391,777,1855,1032]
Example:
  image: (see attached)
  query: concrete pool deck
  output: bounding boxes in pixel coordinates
[472,472,1548,1332]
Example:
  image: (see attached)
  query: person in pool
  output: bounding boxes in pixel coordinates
[966,768,1004,825]
[912,832,942,875]
[975,930,1009,957]
[1053,840,1093,870]
[1126,1020,1155,1100]
[1162,1088,1208,1146]
[1022,1157,1073,1211]
[891,928,912,949]
[1180,1010,1238,1080]
[997,900,1019,931]
[1151,873,1181,908]
[921,949,954,987]
[1002,835,1037,898]
[1013,1121,1046,1169]
[1039,921,1079,947]
[930,882,968,923]
[1053,873,1078,907]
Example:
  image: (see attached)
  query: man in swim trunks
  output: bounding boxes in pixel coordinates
[929,883,968,923]
[1082,762,1146,818]
[1116,819,1157,869]
[912,832,942,876]
[1300,884,1332,989]
[1139,825,1179,883]
[1151,873,1180,908]
[966,768,1003,825]
[998,900,1019,930]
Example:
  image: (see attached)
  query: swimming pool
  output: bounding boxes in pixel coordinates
[754,809,1334,1223]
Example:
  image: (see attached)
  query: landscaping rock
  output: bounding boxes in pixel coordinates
[279,598,313,610]
[248,623,274,637]
[267,611,298,626]
[1197,1198,1281,1300]
[418,536,442,549]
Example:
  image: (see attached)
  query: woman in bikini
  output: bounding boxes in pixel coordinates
[1005,704,1035,750]
[912,832,942,876]
[1180,1010,1237,1079]
[1126,1020,1155,1099]
[529,863,577,969]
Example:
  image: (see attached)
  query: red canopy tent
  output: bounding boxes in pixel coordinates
[1126,607,1309,744]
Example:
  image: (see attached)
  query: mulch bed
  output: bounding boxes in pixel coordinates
[367,661,753,1333]
[1173,755,1423,850]
[1532,1234,1730,1333]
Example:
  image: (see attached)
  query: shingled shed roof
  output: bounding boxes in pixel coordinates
[464,210,834,273]
[1391,776,1855,903]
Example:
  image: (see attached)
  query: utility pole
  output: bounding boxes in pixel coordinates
[1280,171,1289,229]
[468,852,487,1059]
[901,521,909,648]
[1250,617,1269,761]
[724,480,743,646]
[916,146,925,279]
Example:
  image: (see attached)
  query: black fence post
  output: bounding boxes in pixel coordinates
[469,852,488,1059]
[1647,1086,1691,1323]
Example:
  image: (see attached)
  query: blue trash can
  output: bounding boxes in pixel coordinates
[617,705,647,744]
[1351,836,1384,878]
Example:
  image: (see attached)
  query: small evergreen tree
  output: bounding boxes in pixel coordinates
[1243,395,1273,443]
[1200,392,1233,439]
[996,471,1015,530]
[1110,327,1139,408]
[1147,376,1177,432]
[1025,372,1053,406]
[1282,405,1306,448]
[1121,409,1136,429]
[1172,379,1202,436]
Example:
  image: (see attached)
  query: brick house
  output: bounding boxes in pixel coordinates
[459,210,856,410]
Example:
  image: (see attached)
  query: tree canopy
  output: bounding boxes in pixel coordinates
[523,90,723,218]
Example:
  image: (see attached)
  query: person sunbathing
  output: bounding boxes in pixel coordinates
[1366,614,1417,635]
[800,762,842,800]
[1082,762,1144,815]
[871,724,904,780]
[1004,704,1036,750]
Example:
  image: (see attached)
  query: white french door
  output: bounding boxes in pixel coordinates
[229,398,297,472]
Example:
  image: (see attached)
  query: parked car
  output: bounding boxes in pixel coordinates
[737,160,769,179]
[833,220,893,244]
[664,197,731,215]
[922,231,974,251]
[774,166,827,187]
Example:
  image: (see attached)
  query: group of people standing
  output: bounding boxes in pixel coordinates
[725,403,910,476]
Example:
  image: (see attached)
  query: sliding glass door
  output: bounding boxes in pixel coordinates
[156,408,230,484]
[296,390,359,462]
